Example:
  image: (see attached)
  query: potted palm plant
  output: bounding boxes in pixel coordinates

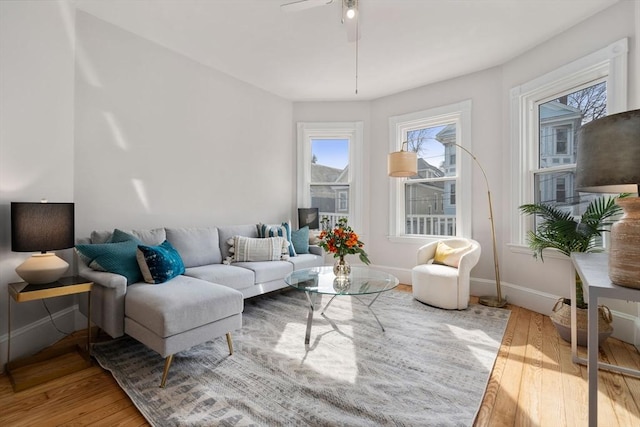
[519,194,627,346]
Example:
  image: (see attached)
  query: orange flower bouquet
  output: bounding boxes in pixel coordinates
[318,217,370,265]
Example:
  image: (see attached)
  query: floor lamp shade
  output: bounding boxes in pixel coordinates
[388,150,417,177]
[575,109,640,288]
[298,208,320,230]
[11,202,75,284]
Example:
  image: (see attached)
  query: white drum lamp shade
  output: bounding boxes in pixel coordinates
[11,202,75,284]
[575,109,640,288]
[388,142,417,177]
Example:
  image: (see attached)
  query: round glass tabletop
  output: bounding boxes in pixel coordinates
[285,266,399,296]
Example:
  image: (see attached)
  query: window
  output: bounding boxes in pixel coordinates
[450,183,456,205]
[389,100,472,240]
[554,126,569,155]
[297,122,363,231]
[511,38,628,245]
[555,177,566,203]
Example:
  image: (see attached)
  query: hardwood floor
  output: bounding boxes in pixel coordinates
[1,285,639,426]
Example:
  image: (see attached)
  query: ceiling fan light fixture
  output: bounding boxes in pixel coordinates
[344,0,357,20]
[346,7,356,19]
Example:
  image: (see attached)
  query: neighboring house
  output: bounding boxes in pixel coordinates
[310,162,349,215]
[538,101,583,206]
[436,124,457,216]
[405,158,448,235]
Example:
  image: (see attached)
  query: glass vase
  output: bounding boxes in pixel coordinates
[333,255,351,277]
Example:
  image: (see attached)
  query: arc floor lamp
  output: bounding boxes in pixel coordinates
[388,143,506,308]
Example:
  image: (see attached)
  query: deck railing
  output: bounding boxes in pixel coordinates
[406,214,456,236]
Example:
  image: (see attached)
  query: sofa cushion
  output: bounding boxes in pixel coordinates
[291,226,310,254]
[184,264,255,291]
[165,227,222,268]
[76,232,143,285]
[257,222,296,257]
[90,227,166,245]
[217,224,259,259]
[136,240,186,284]
[287,253,324,271]
[233,260,293,284]
[125,276,243,338]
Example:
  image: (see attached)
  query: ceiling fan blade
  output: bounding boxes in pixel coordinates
[281,0,334,13]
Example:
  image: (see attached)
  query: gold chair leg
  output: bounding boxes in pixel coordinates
[226,332,233,355]
[160,354,174,388]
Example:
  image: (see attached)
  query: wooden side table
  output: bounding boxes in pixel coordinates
[570,253,640,427]
[6,276,93,391]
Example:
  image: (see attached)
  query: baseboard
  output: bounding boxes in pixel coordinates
[474,278,639,344]
[0,305,78,374]
[634,316,640,352]
[374,263,639,345]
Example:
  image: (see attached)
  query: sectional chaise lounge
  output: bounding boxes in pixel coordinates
[76,224,324,386]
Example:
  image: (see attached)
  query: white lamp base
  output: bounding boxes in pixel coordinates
[15,252,69,284]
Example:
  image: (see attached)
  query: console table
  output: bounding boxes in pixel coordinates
[6,276,93,391]
[570,253,640,427]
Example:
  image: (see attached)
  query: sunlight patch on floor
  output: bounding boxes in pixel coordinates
[274,319,358,384]
[447,323,502,370]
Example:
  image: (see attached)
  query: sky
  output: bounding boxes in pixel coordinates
[311,139,349,169]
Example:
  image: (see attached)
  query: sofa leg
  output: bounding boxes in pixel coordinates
[160,354,174,388]
[226,332,233,355]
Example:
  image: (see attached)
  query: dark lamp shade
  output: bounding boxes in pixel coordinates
[11,202,75,252]
[575,109,640,194]
[298,208,320,230]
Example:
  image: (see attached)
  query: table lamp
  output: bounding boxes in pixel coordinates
[575,109,640,289]
[11,201,75,284]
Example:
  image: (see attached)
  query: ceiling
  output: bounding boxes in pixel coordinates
[74,0,619,101]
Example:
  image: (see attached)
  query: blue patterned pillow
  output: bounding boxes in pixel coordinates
[291,226,309,254]
[76,231,143,285]
[136,240,185,284]
[257,222,296,257]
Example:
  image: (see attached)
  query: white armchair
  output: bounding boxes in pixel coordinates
[411,238,481,310]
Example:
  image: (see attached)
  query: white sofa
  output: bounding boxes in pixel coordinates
[76,224,323,387]
[77,224,323,338]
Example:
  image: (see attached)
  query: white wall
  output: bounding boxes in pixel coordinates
[0,0,77,367]
[499,0,639,339]
[73,11,294,236]
[1,1,638,367]
[294,1,639,343]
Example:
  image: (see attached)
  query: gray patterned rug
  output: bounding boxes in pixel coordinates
[92,289,510,426]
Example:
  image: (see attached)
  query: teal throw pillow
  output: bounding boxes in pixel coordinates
[136,240,185,284]
[291,226,310,254]
[110,228,139,243]
[76,237,143,285]
[257,222,297,257]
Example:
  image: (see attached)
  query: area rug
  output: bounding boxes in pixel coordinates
[92,289,510,426]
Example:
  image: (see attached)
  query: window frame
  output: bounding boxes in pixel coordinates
[388,100,472,242]
[296,121,364,232]
[509,38,628,247]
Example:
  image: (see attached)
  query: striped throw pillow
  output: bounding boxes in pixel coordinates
[257,222,296,257]
[233,236,287,262]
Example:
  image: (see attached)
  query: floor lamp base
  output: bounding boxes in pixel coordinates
[479,295,507,308]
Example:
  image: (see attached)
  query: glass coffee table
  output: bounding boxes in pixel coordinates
[284,266,399,344]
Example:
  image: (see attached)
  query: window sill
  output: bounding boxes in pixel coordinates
[387,235,444,245]
[507,243,572,260]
